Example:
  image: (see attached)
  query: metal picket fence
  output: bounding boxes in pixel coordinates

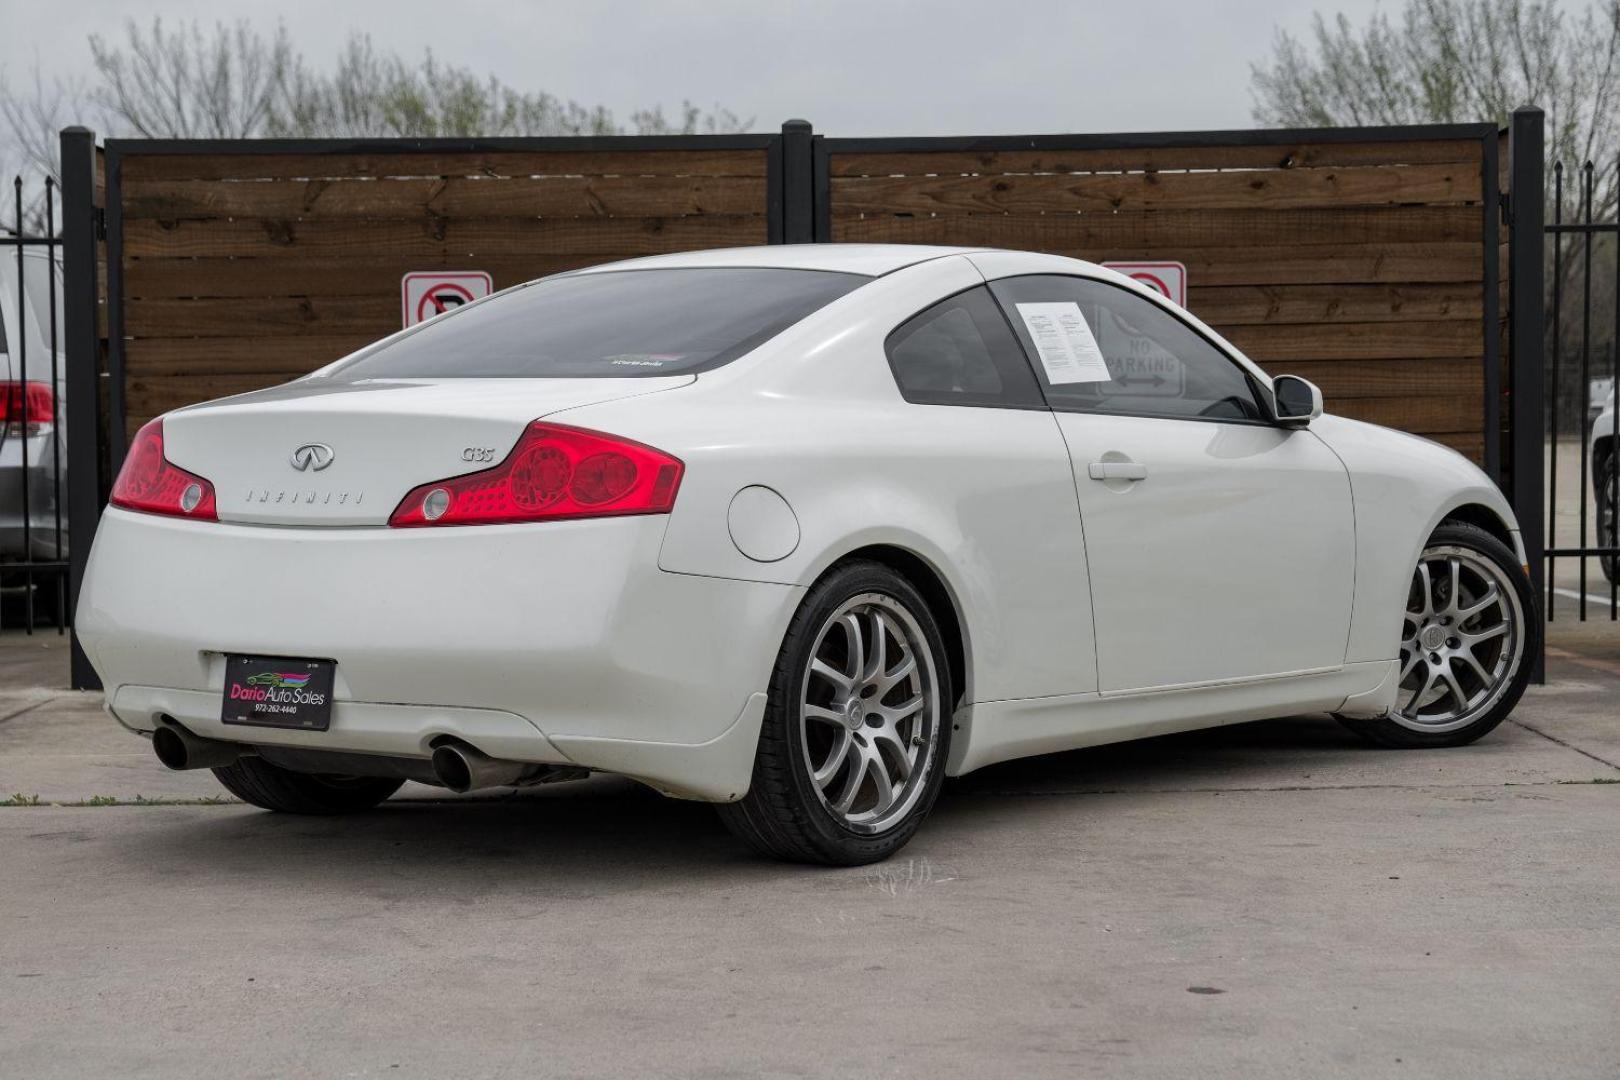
[1546,159,1619,620]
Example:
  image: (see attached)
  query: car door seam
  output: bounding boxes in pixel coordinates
[1308,427,1360,665]
[1046,414,1103,694]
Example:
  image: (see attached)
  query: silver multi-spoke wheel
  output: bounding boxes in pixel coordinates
[1394,543,1526,734]
[799,593,941,834]
[719,562,954,864]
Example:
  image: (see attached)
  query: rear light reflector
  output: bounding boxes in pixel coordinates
[0,381,55,437]
[390,422,683,527]
[109,418,218,520]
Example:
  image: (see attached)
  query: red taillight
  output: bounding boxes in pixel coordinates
[389,423,683,528]
[1,381,55,436]
[109,419,218,520]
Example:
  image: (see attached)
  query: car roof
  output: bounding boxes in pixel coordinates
[573,243,993,278]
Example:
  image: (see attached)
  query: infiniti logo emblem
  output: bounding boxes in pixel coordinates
[290,443,335,472]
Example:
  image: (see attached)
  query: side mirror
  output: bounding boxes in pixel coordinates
[1271,375,1323,427]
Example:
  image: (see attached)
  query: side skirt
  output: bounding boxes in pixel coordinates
[947,660,1398,776]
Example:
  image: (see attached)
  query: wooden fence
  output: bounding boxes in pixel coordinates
[106,137,782,440]
[94,124,1505,466]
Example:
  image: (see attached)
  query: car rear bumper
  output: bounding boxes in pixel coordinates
[77,509,802,801]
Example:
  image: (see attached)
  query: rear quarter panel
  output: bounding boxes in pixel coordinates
[553,256,1099,703]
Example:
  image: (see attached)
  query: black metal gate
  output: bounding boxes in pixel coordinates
[1,175,71,635]
[1544,152,1620,621]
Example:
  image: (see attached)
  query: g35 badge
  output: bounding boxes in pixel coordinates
[461,447,497,463]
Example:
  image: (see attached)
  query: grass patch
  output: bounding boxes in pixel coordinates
[0,793,236,807]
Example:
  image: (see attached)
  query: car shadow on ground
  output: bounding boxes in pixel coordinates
[104,714,1374,887]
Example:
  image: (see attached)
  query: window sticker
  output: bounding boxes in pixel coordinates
[1015,302,1112,384]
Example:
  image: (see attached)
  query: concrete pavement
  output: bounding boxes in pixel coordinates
[1,629,1617,1078]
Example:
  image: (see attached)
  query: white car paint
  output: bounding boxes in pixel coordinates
[0,248,69,559]
[1593,391,1615,488]
[76,244,1524,802]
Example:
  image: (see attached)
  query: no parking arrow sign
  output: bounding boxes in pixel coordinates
[402,271,494,327]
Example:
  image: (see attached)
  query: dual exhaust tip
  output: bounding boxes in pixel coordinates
[151,722,246,772]
[428,742,530,793]
[150,719,527,794]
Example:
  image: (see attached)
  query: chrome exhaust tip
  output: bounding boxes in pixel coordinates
[151,721,246,771]
[430,742,528,793]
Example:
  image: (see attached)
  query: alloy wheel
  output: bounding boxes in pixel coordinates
[799,592,941,834]
[1394,544,1525,734]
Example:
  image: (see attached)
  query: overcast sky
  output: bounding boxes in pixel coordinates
[2,0,1393,139]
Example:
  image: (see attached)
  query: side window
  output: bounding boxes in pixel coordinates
[988,275,1266,422]
[885,286,1044,408]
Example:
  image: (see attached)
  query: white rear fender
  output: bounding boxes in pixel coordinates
[553,257,1099,704]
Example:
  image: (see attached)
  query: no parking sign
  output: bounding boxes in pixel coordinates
[1101,261,1187,308]
[402,271,494,327]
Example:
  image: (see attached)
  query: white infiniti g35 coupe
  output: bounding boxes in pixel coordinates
[76,244,1539,864]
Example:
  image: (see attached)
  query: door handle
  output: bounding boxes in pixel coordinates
[1087,462,1148,482]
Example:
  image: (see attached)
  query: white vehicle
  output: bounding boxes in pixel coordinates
[76,245,1538,864]
[1593,391,1616,583]
[0,248,68,561]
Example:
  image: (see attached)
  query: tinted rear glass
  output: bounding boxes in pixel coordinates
[330,267,869,380]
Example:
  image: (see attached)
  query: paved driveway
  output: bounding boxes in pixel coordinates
[1,631,1617,1079]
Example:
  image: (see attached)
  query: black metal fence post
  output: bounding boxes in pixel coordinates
[1508,106,1546,679]
[60,126,103,691]
[781,120,815,244]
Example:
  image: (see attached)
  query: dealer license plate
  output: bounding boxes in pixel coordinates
[221,655,336,730]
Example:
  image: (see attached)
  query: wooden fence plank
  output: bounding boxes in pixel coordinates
[830,213,1483,262]
[1279,358,1482,398]
[122,214,769,258]
[1329,391,1484,432]
[1219,319,1482,361]
[829,163,1480,214]
[122,175,767,220]
[1188,283,1482,324]
[826,140,1484,177]
[127,297,398,339]
[1082,244,1483,286]
[120,149,770,182]
[126,336,378,377]
[125,254,611,299]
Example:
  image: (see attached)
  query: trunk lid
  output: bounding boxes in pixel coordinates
[161,376,693,526]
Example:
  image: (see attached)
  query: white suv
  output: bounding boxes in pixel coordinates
[1593,390,1616,583]
[0,247,68,561]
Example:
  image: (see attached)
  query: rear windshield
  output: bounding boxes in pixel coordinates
[329,267,869,380]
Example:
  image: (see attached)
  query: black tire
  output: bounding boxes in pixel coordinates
[716,560,954,865]
[1338,522,1538,749]
[1598,453,1617,585]
[212,756,404,814]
